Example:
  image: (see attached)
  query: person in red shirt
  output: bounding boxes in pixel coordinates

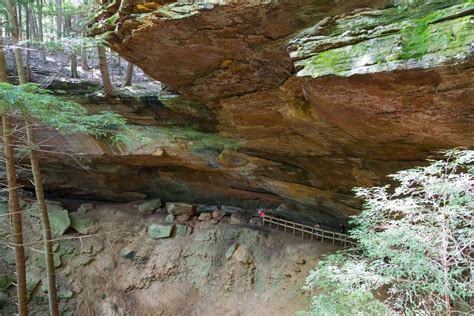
[258,210,266,218]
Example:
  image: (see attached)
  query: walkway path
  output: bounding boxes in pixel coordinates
[261,215,356,247]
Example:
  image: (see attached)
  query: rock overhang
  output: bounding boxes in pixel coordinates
[28,0,473,225]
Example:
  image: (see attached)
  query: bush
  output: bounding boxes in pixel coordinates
[302,150,473,315]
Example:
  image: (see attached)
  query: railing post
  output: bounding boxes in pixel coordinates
[284,220,287,232]
[311,227,314,240]
[293,223,295,235]
[321,231,324,242]
[332,232,335,245]
[344,235,347,247]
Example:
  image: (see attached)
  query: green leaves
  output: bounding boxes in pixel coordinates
[0,82,129,144]
[303,150,473,315]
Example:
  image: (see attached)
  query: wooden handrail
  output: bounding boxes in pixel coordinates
[261,215,356,247]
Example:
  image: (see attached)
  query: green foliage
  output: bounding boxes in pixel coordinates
[303,150,473,315]
[0,83,129,144]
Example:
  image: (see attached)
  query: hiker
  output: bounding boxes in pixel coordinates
[340,223,346,234]
[313,222,321,229]
[258,210,266,218]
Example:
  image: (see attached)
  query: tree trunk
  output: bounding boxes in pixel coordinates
[81,46,90,70]
[55,0,63,39]
[97,44,115,97]
[117,55,122,76]
[25,121,60,316]
[2,114,29,316]
[0,27,8,82]
[24,3,32,82]
[6,0,27,84]
[37,0,47,63]
[70,53,79,78]
[123,62,133,86]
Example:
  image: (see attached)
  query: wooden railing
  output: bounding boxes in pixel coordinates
[261,215,356,247]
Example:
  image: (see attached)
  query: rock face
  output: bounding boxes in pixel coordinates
[10,1,472,225]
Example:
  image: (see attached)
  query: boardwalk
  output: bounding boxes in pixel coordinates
[262,215,356,247]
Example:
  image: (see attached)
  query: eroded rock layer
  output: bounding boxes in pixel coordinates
[13,0,473,224]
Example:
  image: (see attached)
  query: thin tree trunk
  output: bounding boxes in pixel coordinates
[25,3,32,82]
[117,55,122,76]
[81,46,90,70]
[123,62,133,86]
[6,0,27,84]
[70,53,79,78]
[0,27,8,82]
[55,0,63,39]
[37,0,47,63]
[97,44,115,97]
[25,121,60,316]
[2,114,29,316]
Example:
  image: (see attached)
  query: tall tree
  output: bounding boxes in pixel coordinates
[97,44,115,97]
[24,121,60,316]
[0,54,28,316]
[0,24,8,82]
[123,62,133,86]
[6,0,27,84]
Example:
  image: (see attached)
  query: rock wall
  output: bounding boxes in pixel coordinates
[10,0,473,225]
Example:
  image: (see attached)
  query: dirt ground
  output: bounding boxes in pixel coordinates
[0,201,341,316]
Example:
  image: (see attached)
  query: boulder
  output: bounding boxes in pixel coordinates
[221,205,246,215]
[196,204,219,213]
[165,214,175,223]
[211,210,225,221]
[69,213,92,234]
[138,198,162,213]
[166,202,194,216]
[175,224,189,237]
[147,224,174,239]
[176,214,191,222]
[48,207,71,237]
[77,203,94,214]
[198,213,212,221]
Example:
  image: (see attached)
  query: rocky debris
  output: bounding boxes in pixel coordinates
[35,253,62,269]
[26,272,41,296]
[230,210,249,225]
[225,243,238,260]
[58,289,74,300]
[231,245,253,265]
[0,292,7,309]
[137,198,162,213]
[147,224,175,239]
[198,213,212,221]
[76,256,95,267]
[166,202,194,216]
[77,203,95,214]
[193,229,215,242]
